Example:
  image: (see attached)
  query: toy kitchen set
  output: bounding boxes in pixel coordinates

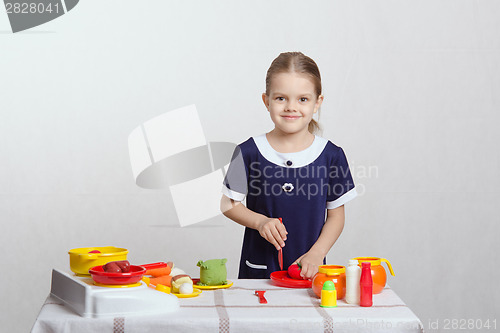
[51,246,185,318]
[51,246,396,319]
[34,246,429,333]
[51,246,236,319]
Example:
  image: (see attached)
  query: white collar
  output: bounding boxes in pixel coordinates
[252,133,328,168]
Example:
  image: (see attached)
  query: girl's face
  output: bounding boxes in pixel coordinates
[262,72,323,136]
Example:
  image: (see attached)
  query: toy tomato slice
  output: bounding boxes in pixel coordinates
[287,263,303,280]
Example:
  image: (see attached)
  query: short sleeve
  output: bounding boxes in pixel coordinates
[222,145,248,202]
[326,147,357,209]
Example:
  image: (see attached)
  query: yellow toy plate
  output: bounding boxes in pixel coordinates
[193,279,233,290]
[172,287,202,298]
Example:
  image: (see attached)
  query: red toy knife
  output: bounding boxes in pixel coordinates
[278,217,283,271]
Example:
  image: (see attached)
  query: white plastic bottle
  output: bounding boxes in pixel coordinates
[345,259,361,304]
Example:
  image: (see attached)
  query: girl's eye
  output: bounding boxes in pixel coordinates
[276,97,285,101]
[300,97,308,102]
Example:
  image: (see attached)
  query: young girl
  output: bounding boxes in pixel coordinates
[220,52,357,280]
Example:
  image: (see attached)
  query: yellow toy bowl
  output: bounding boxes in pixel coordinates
[68,246,128,276]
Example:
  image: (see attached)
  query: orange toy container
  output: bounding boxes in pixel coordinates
[312,265,346,299]
[353,257,395,294]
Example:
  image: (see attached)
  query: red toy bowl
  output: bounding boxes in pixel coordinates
[270,271,312,288]
[89,265,146,285]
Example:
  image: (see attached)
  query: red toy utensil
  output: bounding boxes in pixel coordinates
[278,217,283,271]
[255,290,267,304]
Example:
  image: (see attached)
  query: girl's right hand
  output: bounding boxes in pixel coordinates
[257,218,288,251]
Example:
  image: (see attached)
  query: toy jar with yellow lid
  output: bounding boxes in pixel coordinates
[352,257,395,294]
[312,265,346,299]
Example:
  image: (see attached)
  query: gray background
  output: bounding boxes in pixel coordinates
[1,1,499,332]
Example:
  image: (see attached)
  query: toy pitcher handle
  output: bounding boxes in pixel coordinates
[380,258,395,276]
[79,253,100,260]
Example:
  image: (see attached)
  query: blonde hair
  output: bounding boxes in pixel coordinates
[265,52,322,134]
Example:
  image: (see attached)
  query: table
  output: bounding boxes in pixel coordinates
[32,279,423,333]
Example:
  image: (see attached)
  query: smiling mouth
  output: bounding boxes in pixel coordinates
[282,116,301,119]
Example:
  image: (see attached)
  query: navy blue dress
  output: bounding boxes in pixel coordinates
[222,134,357,279]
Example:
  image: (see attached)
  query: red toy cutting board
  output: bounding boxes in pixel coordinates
[270,271,312,288]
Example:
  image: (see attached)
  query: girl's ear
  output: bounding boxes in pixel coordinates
[262,93,270,110]
[314,94,324,113]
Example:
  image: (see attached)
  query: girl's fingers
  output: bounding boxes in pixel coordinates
[269,225,285,248]
[265,229,281,250]
[299,261,309,278]
[277,222,288,241]
[301,263,318,280]
[259,218,287,250]
[300,263,308,278]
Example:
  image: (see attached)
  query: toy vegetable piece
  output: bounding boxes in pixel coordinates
[171,275,193,293]
[197,259,228,286]
[287,263,303,280]
[179,283,194,294]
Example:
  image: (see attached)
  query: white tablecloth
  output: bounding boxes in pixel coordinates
[32,279,423,333]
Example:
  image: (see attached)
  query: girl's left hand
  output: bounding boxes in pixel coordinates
[294,250,324,280]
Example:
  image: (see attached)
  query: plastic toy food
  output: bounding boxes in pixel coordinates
[88,250,101,254]
[179,283,194,294]
[145,265,171,277]
[103,262,121,273]
[150,275,172,287]
[171,275,193,293]
[197,259,228,286]
[115,261,130,273]
[170,267,186,276]
[103,260,131,273]
[287,263,303,280]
